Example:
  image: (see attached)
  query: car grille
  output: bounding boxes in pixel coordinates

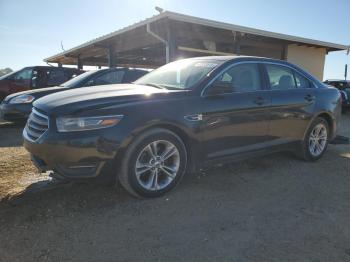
[24,108,49,142]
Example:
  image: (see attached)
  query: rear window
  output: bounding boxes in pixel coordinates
[294,71,311,89]
[265,64,296,90]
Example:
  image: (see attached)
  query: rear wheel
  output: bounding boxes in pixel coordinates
[118,128,187,198]
[298,117,329,161]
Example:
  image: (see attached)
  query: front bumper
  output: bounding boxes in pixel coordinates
[0,103,31,121]
[23,125,123,178]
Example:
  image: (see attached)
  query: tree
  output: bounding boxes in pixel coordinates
[0,68,13,77]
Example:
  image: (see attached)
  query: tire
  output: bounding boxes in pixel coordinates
[118,128,187,198]
[297,117,329,161]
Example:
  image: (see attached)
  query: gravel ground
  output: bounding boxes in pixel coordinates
[0,115,350,262]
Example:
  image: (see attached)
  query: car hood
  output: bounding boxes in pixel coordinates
[34,84,187,115]
[4,86,69,102]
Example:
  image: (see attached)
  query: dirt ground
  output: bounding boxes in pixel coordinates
[0,115,350,262]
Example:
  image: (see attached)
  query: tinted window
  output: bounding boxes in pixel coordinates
[266,64,296,90]
[294,71,311,88]
[32,68,49,88]
[61,70,98,88]
[213,63,261,93]
[47,68,67,86]
[123,70,148,83]
[14,68,33,80]
[94,70,125,85]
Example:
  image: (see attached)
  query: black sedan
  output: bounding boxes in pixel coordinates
[0,68,148,121]
[23,56,341,198]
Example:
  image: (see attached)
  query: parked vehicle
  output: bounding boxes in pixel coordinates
[0,68,148,121]
[0,66,83,101]
[323,80,350,112]
[23,56,342,198]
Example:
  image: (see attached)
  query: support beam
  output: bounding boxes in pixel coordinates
[281,45,288,60]
[77,55,83,69]
[233,31,241,55]
[146,23,169,63]
[108,46,116,68]
[167,23,177,62]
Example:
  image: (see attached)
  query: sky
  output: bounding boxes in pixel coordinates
[0,0,349,80]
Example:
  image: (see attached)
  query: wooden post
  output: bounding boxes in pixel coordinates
[108,46,116,68]
[77,55,83,69]
[167,22,176,62]
[233,32,241,55]
[281,45,288,60]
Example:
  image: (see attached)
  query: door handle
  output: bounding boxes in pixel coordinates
[304,94,316,102]
[253,97,265,105]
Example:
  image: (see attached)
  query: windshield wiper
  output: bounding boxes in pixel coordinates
[142,83,168,90]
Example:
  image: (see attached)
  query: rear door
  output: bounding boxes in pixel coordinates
[200,62,272,160]
[263,63,316,142]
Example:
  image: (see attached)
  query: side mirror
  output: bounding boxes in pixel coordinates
[206,81,232,96]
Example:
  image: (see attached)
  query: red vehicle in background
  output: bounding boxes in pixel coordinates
[0,66,83,101]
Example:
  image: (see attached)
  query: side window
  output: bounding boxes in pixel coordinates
[94,70,125,85]
[123,71,147,83]
[294,71,311,88]
[13,68,33,80]
[212,63,261,93]
[47,69,67,86]
[265,64,296,90]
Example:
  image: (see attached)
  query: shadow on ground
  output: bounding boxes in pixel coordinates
[0,121,25,147]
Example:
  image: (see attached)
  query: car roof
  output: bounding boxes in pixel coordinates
[185,55,295,64]
[23,66,81,71]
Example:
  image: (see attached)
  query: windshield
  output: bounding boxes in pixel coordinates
[134,59,219,89]
[0,68,25,80]
[60,70,98,88]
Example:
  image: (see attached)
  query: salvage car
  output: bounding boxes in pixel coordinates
[23,56,342,198]
[324,79,350,112]
[0,68,148,121]
[0,66,83,101]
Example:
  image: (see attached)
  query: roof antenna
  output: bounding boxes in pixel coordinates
[60,41,65,51]
[155,6,164,14]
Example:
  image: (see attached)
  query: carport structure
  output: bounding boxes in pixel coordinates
[45,11,349,80]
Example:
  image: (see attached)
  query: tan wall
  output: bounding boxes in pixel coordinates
[286,44,327,80]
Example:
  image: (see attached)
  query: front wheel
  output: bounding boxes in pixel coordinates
[298,117,329,161]
[118,128,187,198]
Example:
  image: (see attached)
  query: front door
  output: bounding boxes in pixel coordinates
[200,63,272,160]
[9,68,33,93]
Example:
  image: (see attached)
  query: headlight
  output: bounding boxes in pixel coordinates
[9,95,35,104]
[56,115,123,132]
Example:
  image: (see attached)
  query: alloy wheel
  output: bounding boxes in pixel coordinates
[135,140,180,191]
[308,123,328,157]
